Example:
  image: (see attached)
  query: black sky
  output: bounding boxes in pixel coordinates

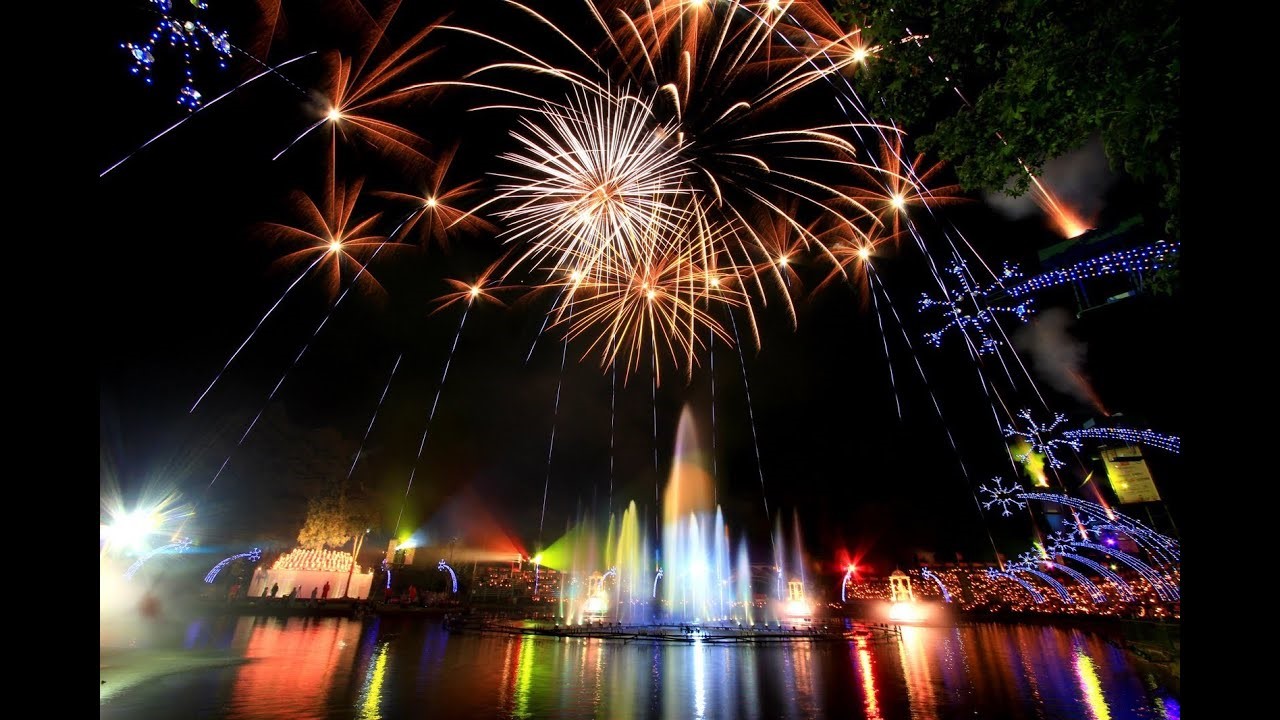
[97,0,1183,572]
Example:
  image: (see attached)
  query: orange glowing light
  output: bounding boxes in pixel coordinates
[888,601,926,623]
[1029,176,1090,238]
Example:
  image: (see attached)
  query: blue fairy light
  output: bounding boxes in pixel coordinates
[919,260,1034,354]
[1062,426,1181,454]
[1002,408,1082,469]
[121,0,232,110]
[1005,241,1180,298]
[979,477,1026,517]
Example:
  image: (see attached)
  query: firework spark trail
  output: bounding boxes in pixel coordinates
[944,224,1052,411]
[190,251,327,412]
[539,330,571,545]
[347,353,404,480]
[608,361,616,512]
[526,284,573,364]
[796,31,1015,299]
[194,200,416,414]
[273,118,327,161]
[652,354,659,474]
[394,301,473,537]
[205,198,410,490]
[936,252,1027,391]
[867,264,902,420]
[727,306,773,556]
[868,264,1004,567]
[101,52,317,177]
[709,326,718,506]
[901,221,1052,451]
[874,261,1018,476]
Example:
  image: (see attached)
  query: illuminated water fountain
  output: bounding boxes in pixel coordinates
[539,406,810,627]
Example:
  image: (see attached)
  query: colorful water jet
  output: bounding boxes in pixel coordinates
[540,405,810,626]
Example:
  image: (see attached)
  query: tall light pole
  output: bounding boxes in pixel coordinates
[343,527,371,598]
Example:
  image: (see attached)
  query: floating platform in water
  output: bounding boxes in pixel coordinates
[443,615,902,644]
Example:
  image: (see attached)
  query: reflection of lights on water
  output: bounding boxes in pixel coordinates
[513,635,536,719]
[358,642,389,720]
[693,636,706,719]
[896,626,938,720]
[855,636,881,719]
[889,601,926,623]
[1073,645,1112,720]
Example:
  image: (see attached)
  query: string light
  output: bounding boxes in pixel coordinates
[1044,538,1137,602]
[1042,558,1106,603]
[1005,241,1180,297]
[203,548,262,583]
[1019,493,1180,561]
[438,559,459,593]
[985,567,1045,604]
[919,567,952,603]
[1002,409,1082,469]
[123,537,192,580]
[122,0,231,110]
[919,260,1033,354]
[979,477,1026,517]
[1006,558,1074,604]
[1063,427,1181,454]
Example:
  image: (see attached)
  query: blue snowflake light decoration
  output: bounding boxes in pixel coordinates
[1014,551,1043,568]
[979,476,1026,517]
[918,260,1034,354]
[122,0,232,110]
[1002,408,1082,469]
[1067,515,1099,543]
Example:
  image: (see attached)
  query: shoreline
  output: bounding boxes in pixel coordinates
[100,648,248,703]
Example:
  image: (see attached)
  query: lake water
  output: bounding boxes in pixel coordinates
[100,614,1178,719]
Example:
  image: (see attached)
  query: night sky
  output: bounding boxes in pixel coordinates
[96,0,1184,572]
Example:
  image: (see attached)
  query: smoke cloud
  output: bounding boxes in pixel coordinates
[984,136,1117,222]
[1013,308,1105,412]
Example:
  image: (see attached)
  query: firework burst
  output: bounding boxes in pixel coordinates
[262,178,404,301]
[403,0,967,380]
[376,145,498,251]
[274,2,444,168]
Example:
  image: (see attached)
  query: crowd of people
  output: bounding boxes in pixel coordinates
[271,547,359,573]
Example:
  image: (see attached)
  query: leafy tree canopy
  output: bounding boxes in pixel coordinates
[833,0,1179,236]
[297,482,379,550]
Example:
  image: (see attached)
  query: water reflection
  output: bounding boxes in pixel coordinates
[102,617,1175,720]
[693,639,705,719]
[512,633,536,719]
[854,636,882,719]
[356,643,389,720]
[897,626,939,720]
[226,616,361,718]
[1073,637,1113,720]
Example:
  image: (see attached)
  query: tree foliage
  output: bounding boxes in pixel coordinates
[297,482,379,550]
[833,0,1180,236]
